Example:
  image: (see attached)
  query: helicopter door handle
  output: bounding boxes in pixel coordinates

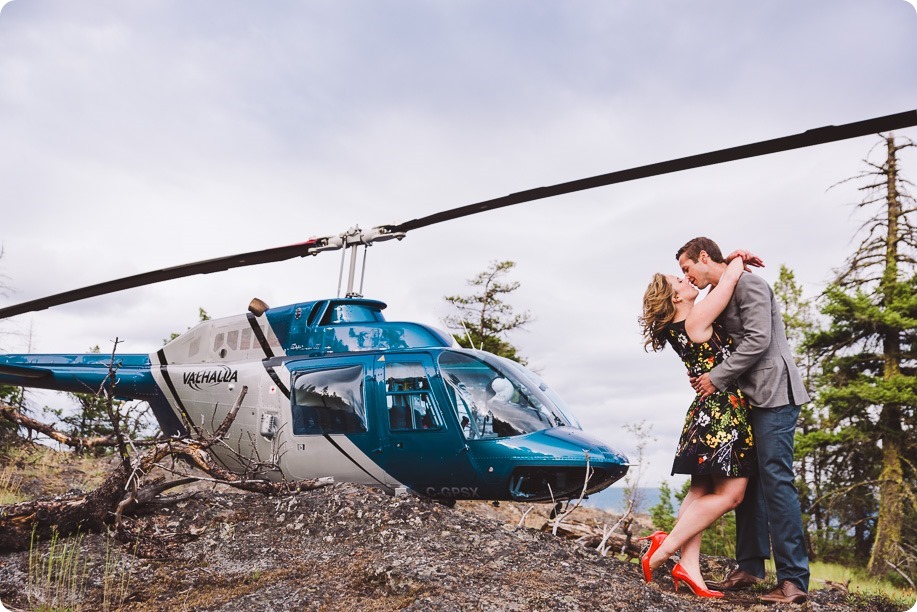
[395,442,403,448]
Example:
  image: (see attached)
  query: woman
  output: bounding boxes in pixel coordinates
[637,253,758,598]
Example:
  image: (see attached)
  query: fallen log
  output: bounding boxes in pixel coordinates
[541,521,643,558]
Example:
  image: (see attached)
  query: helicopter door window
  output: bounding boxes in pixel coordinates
[385,362,443,431]
[444,379,481,439]
[227,330,239,351]
[291,365,367,435]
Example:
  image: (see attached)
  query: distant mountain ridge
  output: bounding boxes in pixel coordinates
[582,486,663,514]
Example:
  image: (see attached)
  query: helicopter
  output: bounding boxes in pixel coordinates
[0,110,914,503]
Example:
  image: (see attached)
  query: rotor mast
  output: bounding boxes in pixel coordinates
[333,226,406,298]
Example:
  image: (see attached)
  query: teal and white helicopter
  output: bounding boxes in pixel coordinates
[0,111,913,502]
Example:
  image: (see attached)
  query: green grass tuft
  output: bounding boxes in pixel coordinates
[765,558,916,607]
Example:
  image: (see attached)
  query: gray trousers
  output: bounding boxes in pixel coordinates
[736,403,810,591]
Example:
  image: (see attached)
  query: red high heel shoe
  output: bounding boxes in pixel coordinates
[671,563,725,598]
[636,531,667,583]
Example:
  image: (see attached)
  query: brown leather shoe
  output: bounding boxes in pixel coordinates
[707,568,763,591]
[760,580,808,604]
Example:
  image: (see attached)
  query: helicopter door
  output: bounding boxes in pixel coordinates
[377,354,479,498]
[283,356,392,487]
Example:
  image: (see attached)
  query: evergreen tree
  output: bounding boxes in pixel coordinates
[619,421,652,518]
[773,266,816,356]
[805,134,916,578]
[0,384,24,449]
[773,265,826,560]
[443,261,532,363]
[649,480,676,533]
[164,307,211,344]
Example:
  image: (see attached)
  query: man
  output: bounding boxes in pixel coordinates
[676,237,810,605]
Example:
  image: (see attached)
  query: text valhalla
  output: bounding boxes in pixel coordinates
[183,367,239,390]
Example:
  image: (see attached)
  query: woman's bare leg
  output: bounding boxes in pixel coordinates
[649,476,747,585]
[678,480,708,580]
[659,477,710,580]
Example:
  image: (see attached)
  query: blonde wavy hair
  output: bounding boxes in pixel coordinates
[639,273,676,352]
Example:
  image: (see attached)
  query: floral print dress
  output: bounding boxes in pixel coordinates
[665,320,755,477]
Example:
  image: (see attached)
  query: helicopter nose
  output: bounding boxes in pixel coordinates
[536,427,628,463]
[507,461,628,501]
[471,427,629,502]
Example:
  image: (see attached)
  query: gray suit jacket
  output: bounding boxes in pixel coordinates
[709,273,810,408]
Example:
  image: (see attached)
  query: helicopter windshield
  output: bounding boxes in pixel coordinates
[438,350,574,440]
[485,353,582,430]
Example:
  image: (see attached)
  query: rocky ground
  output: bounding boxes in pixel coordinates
[0,476,907,612]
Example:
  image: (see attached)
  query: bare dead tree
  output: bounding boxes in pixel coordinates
[544,515,644,558]
[0,386,332,552]
[101,338,132,471]
[596,512,633,557]
[537,452,645,559]
[547,452,593,536]
[0,403,158,451]
[515,505,535,528]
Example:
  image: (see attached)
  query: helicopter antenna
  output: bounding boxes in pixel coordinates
[336,242,347,298]
[358,245,369,297]
[459,318,478,350]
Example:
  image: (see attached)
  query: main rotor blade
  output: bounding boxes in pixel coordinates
[3,110,914,320]
[0,239,323,319]
[389,109,917,233]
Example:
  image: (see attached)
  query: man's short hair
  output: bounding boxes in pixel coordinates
[676,237,725,263]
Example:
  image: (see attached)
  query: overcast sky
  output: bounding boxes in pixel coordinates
[1,0,915,489]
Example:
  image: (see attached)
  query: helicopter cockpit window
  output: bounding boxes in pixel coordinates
[291,365,367,435]
[321,304,384,325]
[385,362,443,431]
[438,351,573,439]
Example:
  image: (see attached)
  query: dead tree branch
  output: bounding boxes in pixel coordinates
[0,386,333,552]
[548,452,593,536]
[0,403,156,450]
